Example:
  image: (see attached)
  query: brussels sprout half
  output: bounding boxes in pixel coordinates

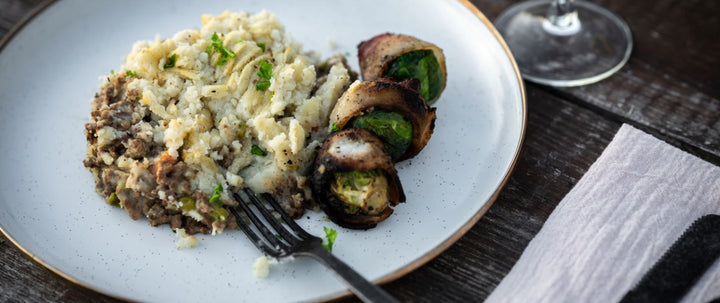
[383,50,443,103]
[330,169,389,216]
[349,110,413,160]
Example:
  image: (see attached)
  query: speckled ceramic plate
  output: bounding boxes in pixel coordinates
[0,0,525,301]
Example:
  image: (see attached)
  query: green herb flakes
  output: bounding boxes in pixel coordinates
[255,59,273,91]
[209,183,223,205]
[251,145,267,156]
[257,42,266,52]
[124,70,138,78]
[163,54,178,69]
[322,227,337,252]
[257,60,273,79]
[329,123,339,133]
[256,80,271,91]
[206,32,236,66]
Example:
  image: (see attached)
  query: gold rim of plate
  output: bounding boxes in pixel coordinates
[0,0,527,301]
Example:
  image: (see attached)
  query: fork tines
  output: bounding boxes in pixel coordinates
[230,188,316,258]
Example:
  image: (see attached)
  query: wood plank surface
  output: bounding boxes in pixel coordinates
[479,0,720,163]
[1,0,718,302]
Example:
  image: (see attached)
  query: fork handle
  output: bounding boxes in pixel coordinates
[306,247,399,303]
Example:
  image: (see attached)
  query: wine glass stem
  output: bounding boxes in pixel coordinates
[544,0,580,35]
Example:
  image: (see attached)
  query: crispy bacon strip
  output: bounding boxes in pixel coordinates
[329,79,436,161]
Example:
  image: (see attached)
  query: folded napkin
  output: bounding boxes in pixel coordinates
[486,124,720,303]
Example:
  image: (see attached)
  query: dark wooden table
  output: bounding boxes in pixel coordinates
[1,0,718,301]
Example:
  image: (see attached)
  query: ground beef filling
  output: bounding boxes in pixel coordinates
[83,76,238,234]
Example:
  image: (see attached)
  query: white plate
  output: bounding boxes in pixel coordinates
[0,0,525,301]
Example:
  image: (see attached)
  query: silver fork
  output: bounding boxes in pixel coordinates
[229,188,398,303]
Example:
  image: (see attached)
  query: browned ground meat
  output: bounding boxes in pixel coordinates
[84,75,238,235]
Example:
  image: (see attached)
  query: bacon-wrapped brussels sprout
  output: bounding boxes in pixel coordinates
[358,33,447,104]
[329,79,436,161]
[312,129,405,229]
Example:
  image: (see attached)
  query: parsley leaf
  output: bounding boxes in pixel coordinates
[206,32,236,66]
[216,55,230,66]
[251,145,267,156]
[163,54,177,69]
[124,70,138,78]
[256,42,266,52]
[209,183,223,205]
[257,60,273,79]
[329,123,339,133]
[322,227,337,252]
[256,80,271,91]
[255,60,273,91]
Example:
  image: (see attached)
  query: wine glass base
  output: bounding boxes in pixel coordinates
[495,0,633,87]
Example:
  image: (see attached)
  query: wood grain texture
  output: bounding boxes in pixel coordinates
[1,0,718,302]
[479,0,720,163]
[370,86,621,302]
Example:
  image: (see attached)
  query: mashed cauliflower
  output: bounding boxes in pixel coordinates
[84,11,352,235]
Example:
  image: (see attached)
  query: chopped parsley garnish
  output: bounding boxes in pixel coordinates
[124,70,138,78]
[329,123,339,133]
[209,183,223,205]
[257,42,266,52]
[322,227,337,252]
[110,70,115,75]
[163,54,177,69]
[255,59,273,91]
[206,32,236,66]
[257,60,273,79]
[256,81,271,91]
[251,145,267,156]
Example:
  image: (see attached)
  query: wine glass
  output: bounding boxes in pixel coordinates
[494,0,632,87]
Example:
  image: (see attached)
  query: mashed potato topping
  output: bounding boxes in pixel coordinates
[84,11,352,234]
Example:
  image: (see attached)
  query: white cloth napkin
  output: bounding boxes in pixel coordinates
[486,124,720,303]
